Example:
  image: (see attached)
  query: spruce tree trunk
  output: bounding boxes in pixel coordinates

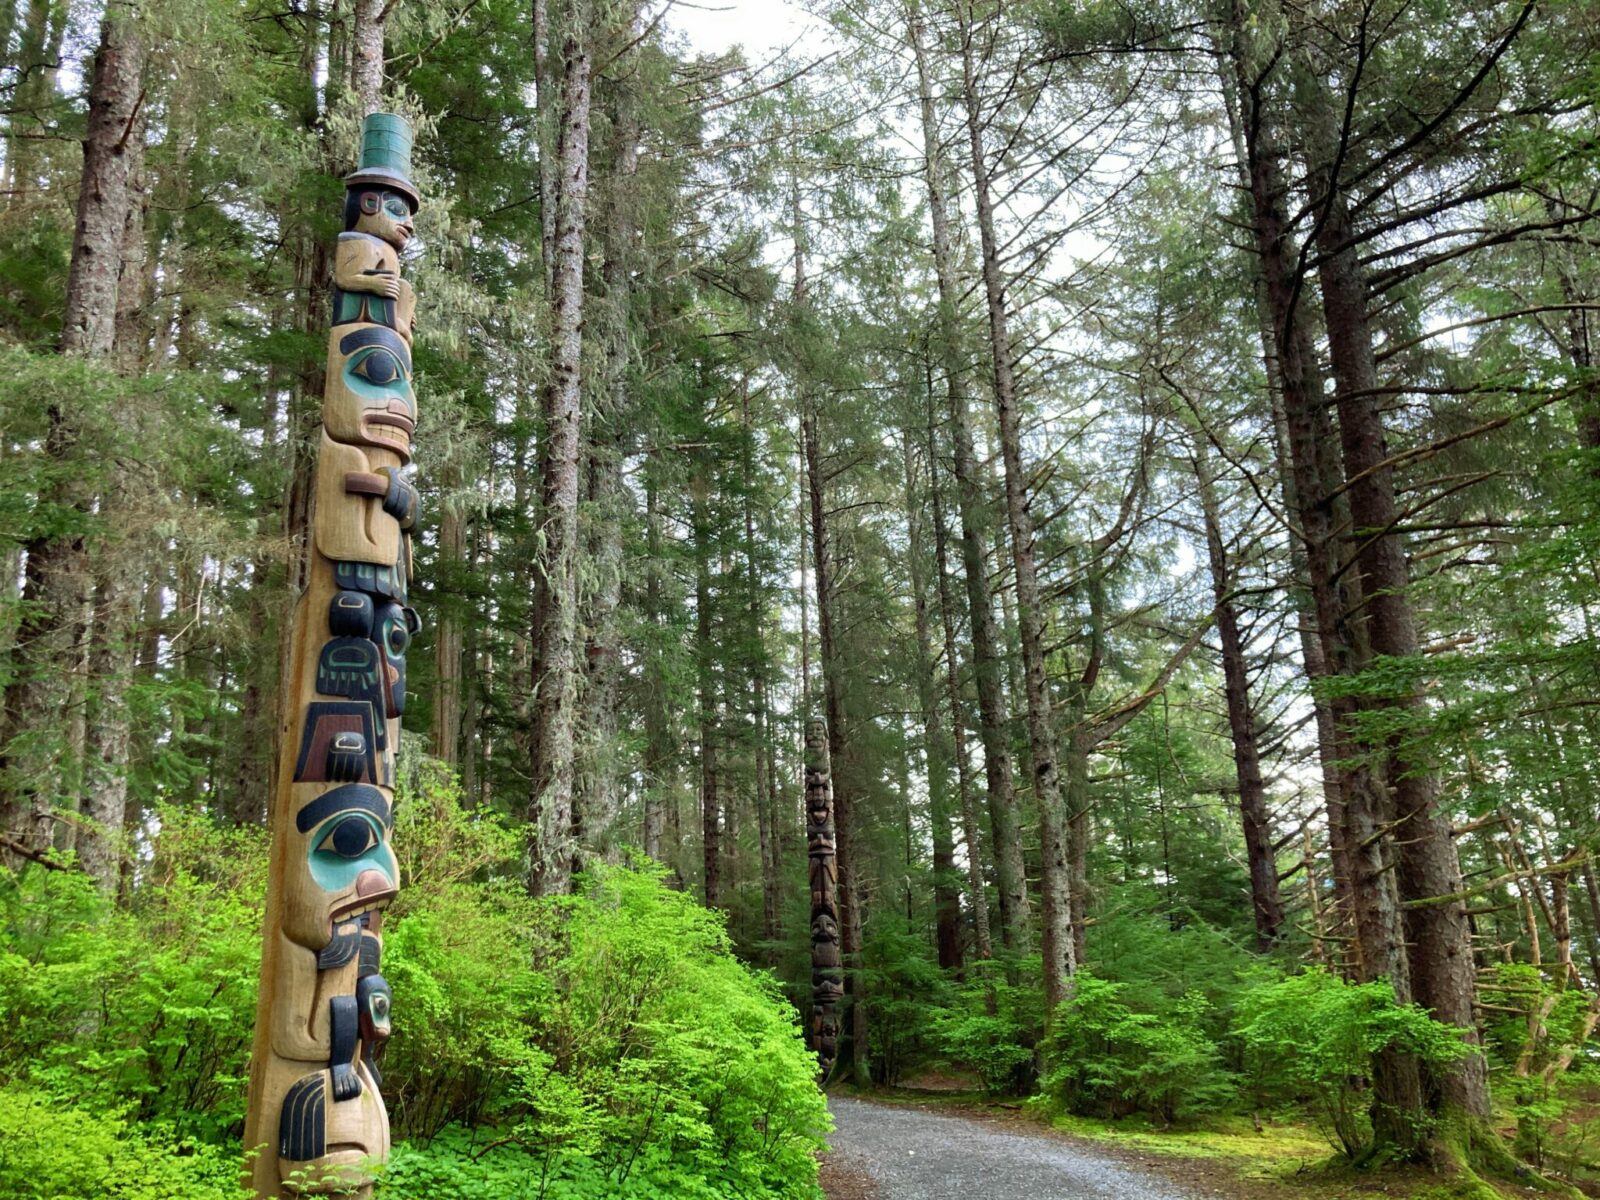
[904,430,962,971]
[432,494,466,765]
[958,3,1074,1003]
[527,15,592,897]
[694,479,719,908]
[926,388,994,963]
[1222,0,1425,1150]
[907,1,1028,957]
[81,116,149,887]
[744,389,780,946]
[642,476,671,864]
[1,0,142,857]
[1310,163,1489,1123]
[1190,435,1282,948]
[573,44,641,857]
[349,0,386,112]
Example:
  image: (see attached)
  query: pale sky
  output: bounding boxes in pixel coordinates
[662,0,827,59]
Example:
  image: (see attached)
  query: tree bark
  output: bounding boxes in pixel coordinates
[957,1,1074,1004]
[926,385,994,964]
[1309,149,1489,1123]
[527,16,592,897]
[907,0,1029,958]
[1190,434,1282,948]
[694,477,719,909]
[1222,0,1424,1151]
[904,429,963,971]
[1,0,142,857]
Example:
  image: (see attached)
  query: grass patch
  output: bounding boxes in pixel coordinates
[1038,1108,1330,1165]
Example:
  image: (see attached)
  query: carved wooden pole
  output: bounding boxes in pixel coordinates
[244,113,421,1198]
[806,716,842,1079]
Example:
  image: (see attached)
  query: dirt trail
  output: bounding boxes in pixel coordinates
[822,1096,1204,1199]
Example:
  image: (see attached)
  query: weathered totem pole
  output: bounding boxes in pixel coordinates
[244,113,420,1198]
[806,717,843,1079]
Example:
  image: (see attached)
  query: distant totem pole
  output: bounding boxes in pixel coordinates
[806,718,843,1078]
[244,114,420,1198]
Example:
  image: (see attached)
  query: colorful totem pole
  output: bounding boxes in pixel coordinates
[806,717,842,1078]
[244,113,420,1198]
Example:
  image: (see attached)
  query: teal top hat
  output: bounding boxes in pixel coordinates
[346,112,419,212]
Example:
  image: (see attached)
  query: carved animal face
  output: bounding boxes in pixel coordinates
[357,974,393,1043]
[375,600,417,718]
[323,324,416,459]
[350,188,415,249]
[282,783,399,950]
[811,912,838,942]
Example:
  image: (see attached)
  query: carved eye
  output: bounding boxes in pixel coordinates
[360,192,382,215]
[351,348,401,386]
[384,617,409,657]
[384,195,409,219]
[320,816,378,859]
[372,994,390,1020]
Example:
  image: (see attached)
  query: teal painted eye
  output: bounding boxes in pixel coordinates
[307,811,396,894]
[351,347,403,386]
[344,349,414,410]
[385,196,408,219]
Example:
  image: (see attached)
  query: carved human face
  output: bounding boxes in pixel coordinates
[323,324,415,459]
[351,188,415,249]
[282,783,399,950]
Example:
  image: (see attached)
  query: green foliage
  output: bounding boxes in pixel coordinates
[1041,972,1238,1125]
[924,966,1041,1094]
[0,1087,250,1200]
[1235,970,1474,1158]
[0,809,264,1138]
[0,766,826,1199]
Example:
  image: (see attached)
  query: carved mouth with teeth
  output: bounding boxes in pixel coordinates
[330,869,397,930]
[365,404,415,436]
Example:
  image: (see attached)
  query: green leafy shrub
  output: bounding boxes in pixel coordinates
[927,966,1041,1095]
[0,1085,248,1200]
[1041,973,1237,1124]
[0,809,264,1138]
[1234,968,1473,1158]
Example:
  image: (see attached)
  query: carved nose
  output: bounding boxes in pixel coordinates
[355,868,392,898]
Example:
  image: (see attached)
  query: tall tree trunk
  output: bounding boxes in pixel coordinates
[1190,434,1282,948]
[642,475,671,865]
[903,429,962,971]
[694,478,719,909]
[573,39,641,860]
[1308,143,1489,1124]
[907,0,1028,957]
[349,0,387,112]
[0,0,142,856]
[1222,0,1424,1151]
[958,2,1074,1004]
[743,387,780,948]
[80,115,150,887]
[1213,28,1354,951]
[431,492,466,765]
[527,13,593,897]
[926,383,994,964]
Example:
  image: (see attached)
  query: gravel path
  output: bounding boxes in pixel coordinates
[824,1096,1201,1200]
